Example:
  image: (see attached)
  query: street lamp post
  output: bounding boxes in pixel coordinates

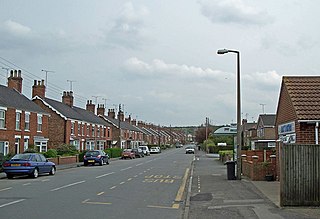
[217,48,242,180]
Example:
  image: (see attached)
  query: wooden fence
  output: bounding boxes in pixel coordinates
[280,144,320,206]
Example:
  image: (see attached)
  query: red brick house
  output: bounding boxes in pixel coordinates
[0,70,49,155]
[275,76,320,178]
[252,114,276,150]
[275,76,320,144]
[32,81,112,151]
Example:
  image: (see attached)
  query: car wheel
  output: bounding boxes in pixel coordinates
[84,162,88,166]
[49,166,56,175]
[7,174,14,179]
[99,159,103,166]
[31,168,39,178]
[106,160,109,165]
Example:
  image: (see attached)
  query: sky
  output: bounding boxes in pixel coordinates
[0,0,319,127]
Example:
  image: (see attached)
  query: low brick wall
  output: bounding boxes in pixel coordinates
[48,155,79,165]
[242,156,277,181]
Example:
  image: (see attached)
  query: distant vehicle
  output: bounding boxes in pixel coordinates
[3,153,56,179]
[185,146,195,154]
[138,146,150,156]
[156,146,161,153]
[84,150,109,166]
[131,148,144,158]
[121,149,136,159]
[150,147,160,154]
[176,144,183,148]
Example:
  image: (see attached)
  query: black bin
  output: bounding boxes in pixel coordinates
[225,161,236,180]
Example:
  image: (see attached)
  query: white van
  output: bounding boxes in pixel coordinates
[138,146,150,156]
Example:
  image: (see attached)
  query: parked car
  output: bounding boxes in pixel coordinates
[131,148,144,158]
[3,153,56,179]
[156,146,161,153]
[185,146,195,154]
[138,146,150,156]
[121,149,136,159]
[176,144,183,148]
[150,147,160,154]
[84,150,109,166]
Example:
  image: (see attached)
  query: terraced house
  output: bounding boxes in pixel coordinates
[0,70,49,155]
[32,80,112,151]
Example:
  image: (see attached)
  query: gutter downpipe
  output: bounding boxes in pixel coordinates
[316,122,319,144]
[298,120,320,144]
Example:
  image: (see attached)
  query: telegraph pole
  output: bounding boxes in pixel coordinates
[260,103,266,114]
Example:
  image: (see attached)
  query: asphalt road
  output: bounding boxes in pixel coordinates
[0,147,193,219]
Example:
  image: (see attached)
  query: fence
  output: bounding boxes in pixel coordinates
[280,144,320,206]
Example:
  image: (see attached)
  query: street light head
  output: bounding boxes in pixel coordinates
[217,49,229,54]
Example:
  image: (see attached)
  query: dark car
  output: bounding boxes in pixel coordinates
[84,150,109,166]
[131,148,144,158]
[3,153,56,179]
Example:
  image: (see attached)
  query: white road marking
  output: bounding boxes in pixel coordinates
[135,163,143,166]
[23,183,31,186]
[0,187,12,192]
[121,167,132,171]
[0,199,25,208]
[50,180,85,191]
[96,172,115,179]
[120,181,125,185]
[97,192,104,196]
[110,186,116,190]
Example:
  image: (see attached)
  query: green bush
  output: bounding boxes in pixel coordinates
[219,150,234,157]
[105,148,122,158]
[78,150,87,162]
[57,144,78,156]
[43,149,58,158]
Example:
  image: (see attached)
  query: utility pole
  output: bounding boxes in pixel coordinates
[102,98,109,109]
[118,104,122,149]
[205,117,209,141]
[67,80,76,91]
[41,69,54,87]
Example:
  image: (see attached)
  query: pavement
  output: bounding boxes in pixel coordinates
[184,150,320,219]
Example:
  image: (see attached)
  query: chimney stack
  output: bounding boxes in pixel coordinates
[8,70,23,93]
[32,80,46,98]
[62,91,74,107]
[108,109,115,119]
[97,104,105,116]
[86,100,95,113]
[118,110,124,121]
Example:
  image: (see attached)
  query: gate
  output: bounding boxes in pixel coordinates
[280,144,320,206]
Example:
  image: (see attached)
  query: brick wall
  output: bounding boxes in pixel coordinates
[0,107,49,154]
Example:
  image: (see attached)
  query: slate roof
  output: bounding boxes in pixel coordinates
[37,96,106,125]
[0,85,47,114]
[283,76,320,120]
[102,116,141,132]
[259,114,276,127]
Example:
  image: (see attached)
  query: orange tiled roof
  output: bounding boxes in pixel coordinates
[284,76,320,120]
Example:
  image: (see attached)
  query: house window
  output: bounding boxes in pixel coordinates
[0,109,5,129]
[24,137,29,151]
[97,141,104,150]
[71,140,80,150]
[15,137,20,154]
[25,112,30,131]
[0,141,9,155]
[35,141,47,152]
[86,141,95,150]
[82,124,84,136]
[107,128,110,138]
[92,126,95,137]
[16,111,21,130]
[37,114,42,132]
[97,126,100,137]
[86,125,90,136]
[71,122,75,135]
[78,123,81,136]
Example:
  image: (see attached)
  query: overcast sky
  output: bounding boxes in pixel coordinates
[0,0,319,126]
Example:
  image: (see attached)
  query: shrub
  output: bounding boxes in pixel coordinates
[219,150,234,157]
[43,149,58,158]
[105,148,122,158]
[24,148,38,153]
[78,150,87,162]
[57,144,78,156]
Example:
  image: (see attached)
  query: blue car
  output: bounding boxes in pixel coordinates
[84,150,109,166]
[3,153,56,179]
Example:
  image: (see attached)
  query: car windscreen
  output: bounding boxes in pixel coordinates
[86,151,99,156]
[11,154,31,161]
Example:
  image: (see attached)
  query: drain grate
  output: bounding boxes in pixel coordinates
[190,193,213,201]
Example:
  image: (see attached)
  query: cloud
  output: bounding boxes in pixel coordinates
[124,57,227,79]
[103,2,150,49]
[243,70,281,89]
[198,0,271,26]
[3,20,32,37]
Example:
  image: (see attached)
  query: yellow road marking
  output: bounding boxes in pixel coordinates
[147,205,179,209]
[171,203,180,209]
[175,168,189,202]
